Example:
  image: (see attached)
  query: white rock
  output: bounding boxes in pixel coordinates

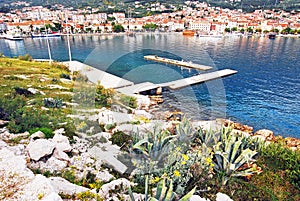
[134,109,153,119]
[95,169,114,182]
[88,145,127,174]
[0,140,7,148]
[53,149,70,161]
[28,87,45,95]
[190,195,210,201]
[27,139,55,161]
[216,192,233,201]
[43,157,68,173]
[29,131,45,141]
[49,177,89,195]
[20,174,61,201]
[51,133,72,152]
[41,192,63,201]
[99,178,133,198]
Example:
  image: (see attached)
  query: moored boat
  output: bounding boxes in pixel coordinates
[4,33,23,40]
[182,30,195,36]
[268,33,276,39]
[31,32,61,38]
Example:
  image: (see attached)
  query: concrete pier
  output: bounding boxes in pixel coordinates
[144,55,212,70]
[63,61,134,89]
[117,69,237,94]
[160,69,237,90]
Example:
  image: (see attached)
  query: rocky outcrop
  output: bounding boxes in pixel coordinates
[26,139,55,161]
[254,129,275,141]
[99,178,133,199]
[49,177,89,195]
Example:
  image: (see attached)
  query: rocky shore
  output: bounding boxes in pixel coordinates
[0,58,299,200]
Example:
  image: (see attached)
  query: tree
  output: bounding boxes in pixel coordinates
[224,27,231,33]
[112,24,124,33]
[247,27,253,33]
[143,23,158,31]
[255,28,262,33]
[240,28,245,34]
[231,27,238,32]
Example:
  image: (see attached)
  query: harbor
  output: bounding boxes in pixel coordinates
[144,55,213,70]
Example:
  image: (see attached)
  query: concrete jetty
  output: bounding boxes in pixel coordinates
[117,69,237,94]
[144,55,212,70]
[63,61,134,89]
[160,69,237,90]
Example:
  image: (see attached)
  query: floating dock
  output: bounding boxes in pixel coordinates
[144,55,212,70]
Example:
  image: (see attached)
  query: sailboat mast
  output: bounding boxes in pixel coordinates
[44,20,52,63]
[65,12,72,62]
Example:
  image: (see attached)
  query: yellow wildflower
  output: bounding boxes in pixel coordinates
[182,154,189,161]
[176,147,181,151]
[181,161,187,165]
[205,157,212,164]
[150,177,160,184]
[173,170,181,177]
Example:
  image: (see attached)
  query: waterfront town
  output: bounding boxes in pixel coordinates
[0,1,300,36]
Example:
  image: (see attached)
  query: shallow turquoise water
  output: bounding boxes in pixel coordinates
[0,33,299,137]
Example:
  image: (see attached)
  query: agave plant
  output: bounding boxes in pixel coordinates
[128,175,196,201]
[131,128,177,163]
[44,98,63,108]
[212,125,259,185]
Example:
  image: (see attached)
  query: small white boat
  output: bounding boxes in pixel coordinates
[31,32,61,38]
[4,33,23,40]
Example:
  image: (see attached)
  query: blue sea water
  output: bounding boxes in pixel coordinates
[0,33,299,138]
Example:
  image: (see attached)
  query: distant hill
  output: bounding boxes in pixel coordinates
[0,0,299,13]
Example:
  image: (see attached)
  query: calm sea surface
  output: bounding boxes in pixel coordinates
[0,33,299,138]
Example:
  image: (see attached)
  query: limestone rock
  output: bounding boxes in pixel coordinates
[29,131,45,141]
[53,149,70,161]
[26,139,55,161]
[51,133,72,152]
[216,192,233,201]
[49,177,89,195]
[40,157,68,173]
[95,169,114,182]
[99,178,133,199]
[41,192,63,201]
[254,129,275,141]
[20,174,61,201]
[190,195,210,201]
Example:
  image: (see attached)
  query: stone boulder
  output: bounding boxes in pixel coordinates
[99,178,133,199]
[29,131,45,141]
[51,133,72,152]
[190,195,210,201]
[49,177,89,195]
[26,139,55,161]
[216,192,233,201]
[254,129,275,141]
[19,174,62,201]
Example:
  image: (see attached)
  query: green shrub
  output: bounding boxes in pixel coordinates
[44,98,63,108]
[120,94,137,109]
[0,95,26,120]
[18,54,32,61]
[111,130,132,147]
[95,85,115,107]
[60,73,71,80]
[14,87,33,97]
[259,143,300,190]
[29,127,54,139]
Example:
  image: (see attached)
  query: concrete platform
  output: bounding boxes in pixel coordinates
[63,61,134,89]
[144,55,212,70]
[116,82,160,95]
[160,69,237,90]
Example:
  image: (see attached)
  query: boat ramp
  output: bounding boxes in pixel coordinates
[144,55,212,70]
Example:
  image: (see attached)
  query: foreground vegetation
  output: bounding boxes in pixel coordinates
[0,57,299,200]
